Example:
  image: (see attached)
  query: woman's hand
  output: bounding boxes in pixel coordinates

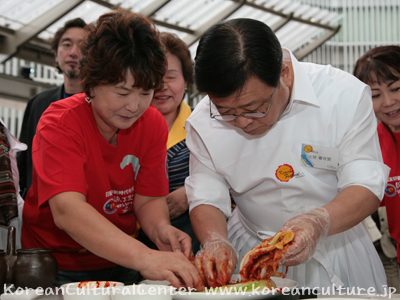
[166,187,189,220]
[279,207,330,266]
[154,224,193,258]
[138,249,205,291]
[135,194,192,257]
[193,232,237,288]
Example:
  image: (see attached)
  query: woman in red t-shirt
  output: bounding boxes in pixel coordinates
[354,45,400,287]
[21,8,204,291]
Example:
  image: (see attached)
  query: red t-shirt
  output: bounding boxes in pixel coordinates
[22,93,169,271]
[378,122,400,262]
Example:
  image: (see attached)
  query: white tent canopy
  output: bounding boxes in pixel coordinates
[0,0,341,66]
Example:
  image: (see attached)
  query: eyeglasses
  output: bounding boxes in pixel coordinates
[210,87,275,122]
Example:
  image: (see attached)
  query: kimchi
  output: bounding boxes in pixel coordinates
[239,230,295,282]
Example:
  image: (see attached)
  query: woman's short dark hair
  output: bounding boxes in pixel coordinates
[353,45,400,151]
[353,45,400,85]
[79,9,167,97]
[161,32,193,86]
[51,18,87,73]
[194,18,282,98]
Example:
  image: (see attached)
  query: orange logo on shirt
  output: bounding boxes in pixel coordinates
[275,164,294,182]
[303,145,313,153]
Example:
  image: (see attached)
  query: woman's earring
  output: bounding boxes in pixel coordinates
[85,97,92,104]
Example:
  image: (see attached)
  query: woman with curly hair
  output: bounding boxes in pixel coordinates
[21,9,203,290]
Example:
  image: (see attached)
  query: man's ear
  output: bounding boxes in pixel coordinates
[280,63,292,87]
[54,50,58,63]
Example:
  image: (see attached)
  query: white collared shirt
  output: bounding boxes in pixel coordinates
[185,48,389,291]
[186,49,388,227]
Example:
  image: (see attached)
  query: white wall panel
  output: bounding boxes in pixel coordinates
[302,0,400,73]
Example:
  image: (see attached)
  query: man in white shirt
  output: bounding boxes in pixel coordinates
[187,18,390,294]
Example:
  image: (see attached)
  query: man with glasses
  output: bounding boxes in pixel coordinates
[187,18,389,293]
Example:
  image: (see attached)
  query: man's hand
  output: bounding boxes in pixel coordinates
[193,232,237,288]
[280,207,330,266]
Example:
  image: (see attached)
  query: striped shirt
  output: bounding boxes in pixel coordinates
[166,101,192,192]
[167,140,190,193]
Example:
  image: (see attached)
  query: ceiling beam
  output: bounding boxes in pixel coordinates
[293,25,341,61]
[93,0,171,18]
[184,0,246,46]
[0,26,13,37]
[152,20,194,35]
[245,1,337,31]
[270,12,293,32]
[94,0,192,34]
[140,0,171,17]
[0,0,85,64]
[0,27,54,66]
[89,0,114,9]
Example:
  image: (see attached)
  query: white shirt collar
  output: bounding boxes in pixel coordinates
[281,48,320,117]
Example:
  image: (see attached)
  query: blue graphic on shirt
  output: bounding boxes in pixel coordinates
[120,155,140,180]
[103,199,117,214]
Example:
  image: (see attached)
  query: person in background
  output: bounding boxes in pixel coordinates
[21,9,203,290]
[17,18,86,199]
[143,32,200,254]
[186,18,389,292]
[354,45,400,292]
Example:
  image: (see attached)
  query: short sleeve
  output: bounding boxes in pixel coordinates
[33,121,88,206]
[185,122,232,218]
[337,88,390,200]
[134,110,169,197]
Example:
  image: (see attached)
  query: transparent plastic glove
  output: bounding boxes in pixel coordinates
[279,206,330,266]
[193,232,238,288]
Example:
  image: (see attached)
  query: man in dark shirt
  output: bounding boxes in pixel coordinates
[17,18,86,198]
